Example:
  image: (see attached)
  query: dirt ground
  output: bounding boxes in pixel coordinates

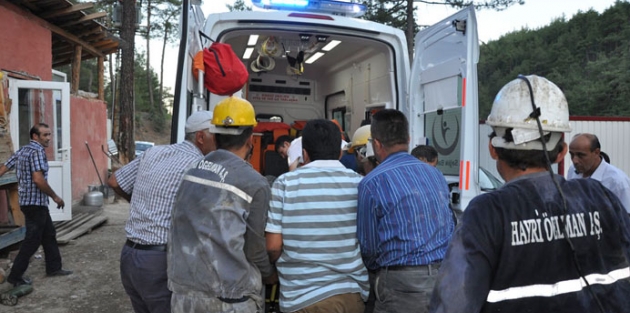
[0,201,134,313]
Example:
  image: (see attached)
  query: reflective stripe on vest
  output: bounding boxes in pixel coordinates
[183,174,253,203]
[487,267,630,303]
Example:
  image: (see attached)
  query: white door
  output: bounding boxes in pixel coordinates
[9,80,72,221]
[408,6,480,212]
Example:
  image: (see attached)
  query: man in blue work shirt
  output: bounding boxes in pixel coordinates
[357,109,454,313]
[0,123,71,286]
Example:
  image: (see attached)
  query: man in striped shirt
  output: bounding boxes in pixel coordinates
[266,119,369,313]
[108,111,217,313]
[357,109,454,313]
[0,123,71,286]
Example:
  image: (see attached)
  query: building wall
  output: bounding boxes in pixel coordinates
[0,1,52,81]
[70,97,108,201]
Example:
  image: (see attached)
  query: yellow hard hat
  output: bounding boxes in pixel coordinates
[212,97,258,133]
[349,125,371,153]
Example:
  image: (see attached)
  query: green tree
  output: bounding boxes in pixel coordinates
[361,0,524,60]
[477,1,630,118]
[226,0,252,11]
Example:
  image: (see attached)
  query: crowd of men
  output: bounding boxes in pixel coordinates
[3,74,630,313]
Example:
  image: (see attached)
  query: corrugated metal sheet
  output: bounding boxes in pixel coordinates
[478,119,630,180]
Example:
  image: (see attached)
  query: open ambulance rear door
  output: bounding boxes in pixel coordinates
[172,0,411,145]
[408,6,480,212]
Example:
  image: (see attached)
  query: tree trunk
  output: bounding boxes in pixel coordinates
[118,0,136,164]
[406,0,414,62]
[146,0,155,115]
[159,22,169,116]
[109,53,115,134]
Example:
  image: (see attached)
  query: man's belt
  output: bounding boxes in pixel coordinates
[382,262,441,275]
[218,296,249,303]
[125,239,167,252]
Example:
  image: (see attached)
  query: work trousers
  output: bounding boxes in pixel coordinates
[373,265,440,313]
[8,205,62,280]
[171,291,264,313]
[120,244,172,313]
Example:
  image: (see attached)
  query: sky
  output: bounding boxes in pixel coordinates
[146,0,619,91]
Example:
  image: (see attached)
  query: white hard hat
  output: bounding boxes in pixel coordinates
[487,75,571,150]
[250,54,275,73]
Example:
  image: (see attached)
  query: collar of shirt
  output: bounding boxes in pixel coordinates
[381,151,408,163]
[301,159,345,169]
[590,159,607,181]
[28,140,44,150]
[180,140,201,154]
[504,171,557,186]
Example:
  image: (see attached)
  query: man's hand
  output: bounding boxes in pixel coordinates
[0,164,9,177]
[262,269,278,285]
[53,196,65,209]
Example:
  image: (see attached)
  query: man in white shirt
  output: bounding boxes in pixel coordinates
[568,133,630,213]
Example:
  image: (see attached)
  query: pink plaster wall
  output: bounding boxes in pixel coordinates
[1,1,109,202]
[70,97,108,201]
[0,1,52,80]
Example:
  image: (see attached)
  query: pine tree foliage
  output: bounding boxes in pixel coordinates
[478,1,630,118]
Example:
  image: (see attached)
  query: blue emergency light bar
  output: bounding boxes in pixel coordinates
[252,0,366,17]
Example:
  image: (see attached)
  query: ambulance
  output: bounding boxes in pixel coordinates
[172,0,483,212]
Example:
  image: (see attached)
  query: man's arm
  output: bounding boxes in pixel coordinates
[245,186,277,284]
[357,183,379,270]
[0,165,9,177]
[429,200,497,313]
[266,233,283,263]
[0,153,18,177]
[32,171,64,208]
[107,172,131,202]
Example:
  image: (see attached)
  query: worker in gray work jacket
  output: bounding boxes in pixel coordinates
[168,97,277,313]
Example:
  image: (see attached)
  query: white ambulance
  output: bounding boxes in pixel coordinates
[172,0,484,211]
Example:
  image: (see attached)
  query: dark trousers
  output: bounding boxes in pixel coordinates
[120,244,172,313]
[373,265,440,313]
[8,205,62,280]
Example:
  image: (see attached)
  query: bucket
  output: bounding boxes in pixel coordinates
[89,185,110,198]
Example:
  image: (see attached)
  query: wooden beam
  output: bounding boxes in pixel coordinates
[75,26,104,38]
[41,2,95,19]
[71,45,82,95]
[59,12,107,28]
[81,32,107,42]
[98,56,104,100]
[47,21,103,57]
[15,0,38,12]
[93,41,119,50]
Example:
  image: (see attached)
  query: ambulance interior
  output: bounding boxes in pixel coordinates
[213,29,399,175]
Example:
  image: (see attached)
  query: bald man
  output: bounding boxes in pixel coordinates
[568,133,630,213]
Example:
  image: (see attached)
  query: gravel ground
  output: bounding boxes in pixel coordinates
[0,200,134,313]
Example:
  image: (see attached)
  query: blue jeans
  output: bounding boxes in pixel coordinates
[8,205,62,280]
[373,265,440,313]
[120,244,172,313]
